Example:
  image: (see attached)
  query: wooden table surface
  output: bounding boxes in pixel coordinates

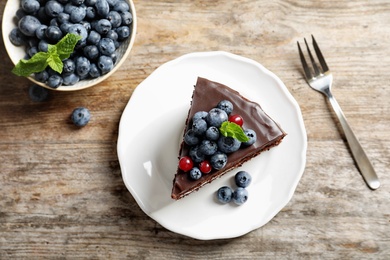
[1,0,389,258]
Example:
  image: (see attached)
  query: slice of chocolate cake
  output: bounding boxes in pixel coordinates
[171,77,286,200]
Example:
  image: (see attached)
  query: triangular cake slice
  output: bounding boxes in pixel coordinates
[171,77,286,200]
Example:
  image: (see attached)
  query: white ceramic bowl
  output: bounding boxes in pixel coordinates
[2,0,137,91]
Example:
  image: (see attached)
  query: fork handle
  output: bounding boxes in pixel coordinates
[325,89,380,189]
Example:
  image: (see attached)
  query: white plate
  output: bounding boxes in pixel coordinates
[117,51,307,240]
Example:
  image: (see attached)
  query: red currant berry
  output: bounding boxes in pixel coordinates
[178,156,193,172]
[199,160,212,174]
[228,114,244,127]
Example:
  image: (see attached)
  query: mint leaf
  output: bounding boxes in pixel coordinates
[47,53,63,74]
[12,52,50,77]
[12,33,81,77]
[55,33,82,60]
[219,121,250,142]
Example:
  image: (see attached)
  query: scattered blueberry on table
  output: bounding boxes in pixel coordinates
[71,107,91,127]
[28,84,49,102]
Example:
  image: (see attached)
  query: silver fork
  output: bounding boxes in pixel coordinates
[297,35,380,190]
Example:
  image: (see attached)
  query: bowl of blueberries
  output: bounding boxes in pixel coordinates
[2,0,137,91]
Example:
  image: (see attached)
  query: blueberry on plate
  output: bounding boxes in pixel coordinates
[217,186,233,204]
[233,187,248,205]
[192,111,208,122]
[199,140,218,156]
[242,129,257,147]
[210,152,227,170]
[71,107,91,127]
[234,171,252,188]
[206,108,228,128]
[205,126,219,141]
[189,167,202,180]
[191,118,207,135]
[217,100,233,116]
[217,136,241,153]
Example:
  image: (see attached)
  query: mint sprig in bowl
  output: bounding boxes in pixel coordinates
[2,0,137,91]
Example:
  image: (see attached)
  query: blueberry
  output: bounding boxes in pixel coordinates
[83,45,99,61]
[71,0,85,5]
[38,40,49,52]
[95,19,112,34]
[217,186,233,204]
[97,55,113,74]
[9,28,26,46]
[242,129,257,147]
[184,129,200,146]
[85,0,97,6]
[18,15,41,37]
[71,107,91,127]
[113,1,129,12]
[21,0,40,14]
[217,100,233,115]
[80,21,92,31]
[106,0,118,7]
[116,25,130,40]
[34,70,49,82]
[47,74,63,88]
[192,111,208,122]
[27,46,39,57]
[120,11,132,26]
[68,24,88,41]
[232,187,248,205]
[28,38,39,48]
[98,38,115,55]
[45,1,64,17]
[210,152,227,170]
[28,84,49,102]
[35,24,48,40]
[70,6,86,23]
[64,3,77,14]
[110,51,118,63]
[189,145,205,164]
[75,56,91,77]
[107,11,122,28]
[205,126,219,141]
[37,7,50,24]
[16,8,27,20]
[235,171,252,188]
[199,140,218,156]
[57,12,70,23]
[192,118,207,136]
[60,22,72,33]
[45,26,63,43]
[95,0,110,17]
[85,6,96,19]
[62,58,76,74]
[218,136,241,153]
[89,63,101,78]
[87,30,101,45]
[206,108,228,128]
[189,167,202,180]
[49,18,60,27]
[62,73,80,85]
[106,30,118,41]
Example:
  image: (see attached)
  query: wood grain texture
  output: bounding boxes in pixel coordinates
[1,0,389,258]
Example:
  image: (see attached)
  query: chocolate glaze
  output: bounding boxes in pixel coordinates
[171,77,286,200]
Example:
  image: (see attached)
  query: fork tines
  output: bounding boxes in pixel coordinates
[297,35,329,79]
